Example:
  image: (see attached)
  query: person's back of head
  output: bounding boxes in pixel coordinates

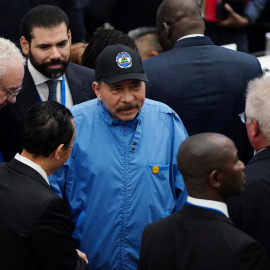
[156,0,205,51]
[21,101,74,158]
[245,76,270,150]
[81,29,137,69]
[128,27,163,60]
[21,5,69,43]
[177,133,245,201]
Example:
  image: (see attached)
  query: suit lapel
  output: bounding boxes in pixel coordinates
[65,63,87,105]
[16,65,40,118]
[8,158,51,190]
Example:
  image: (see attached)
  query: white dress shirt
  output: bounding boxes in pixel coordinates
[187,196,229,217]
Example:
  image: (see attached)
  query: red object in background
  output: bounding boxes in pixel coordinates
[204,0,219,22]
[204,0,248,22]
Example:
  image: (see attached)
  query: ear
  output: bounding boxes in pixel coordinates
[54,144,65,160]
[68,29,72,44]
[163,22,171,39]
[92,81,102,101]
[250,118,260,137]
[209,170,221,189]
[20,36,29,55]
[149,51,159,58]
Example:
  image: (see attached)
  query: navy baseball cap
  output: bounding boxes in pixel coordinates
[95,44,149,84]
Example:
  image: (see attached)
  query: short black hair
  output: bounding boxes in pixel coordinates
[81,29,137,69]
[21,5,69,42]
[21,101,74,158]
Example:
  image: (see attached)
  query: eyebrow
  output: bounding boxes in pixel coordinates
[36,39,68,48]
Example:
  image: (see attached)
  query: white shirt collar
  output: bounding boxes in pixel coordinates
[15,153,50,185]
[27,59,62,86]
[187,196,229,217]
[177,34,204,41]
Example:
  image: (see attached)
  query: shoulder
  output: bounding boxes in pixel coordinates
[70,99,99,117]
[66,62,95,76]
[143,98,183,122]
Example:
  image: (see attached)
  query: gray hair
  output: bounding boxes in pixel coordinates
[246,76,270,141]
[0,37,26,79]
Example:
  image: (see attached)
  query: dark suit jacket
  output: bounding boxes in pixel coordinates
[143,36,262,164]
[138,204,269,270]
[0,158,86,270]
[0,63,95,162]
[227,146,270,264]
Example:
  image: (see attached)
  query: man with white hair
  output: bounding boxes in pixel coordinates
[0,37,25,109]
[0,37,25,162]
[227,76,270,264]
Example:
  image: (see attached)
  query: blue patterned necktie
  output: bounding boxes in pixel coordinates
[46,79,58,102]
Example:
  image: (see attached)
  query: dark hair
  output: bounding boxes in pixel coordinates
[21,101,74,158]
[21,5,69,42]
[81,29,137,69]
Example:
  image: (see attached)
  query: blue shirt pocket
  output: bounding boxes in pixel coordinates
[146,163,170,180]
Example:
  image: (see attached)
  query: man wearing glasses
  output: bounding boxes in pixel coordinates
[227,76,270,264]
[0,37,25,163]
[0,37,25,110]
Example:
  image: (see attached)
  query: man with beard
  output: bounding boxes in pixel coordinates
[50,44,189,269]
[0,5,95,162]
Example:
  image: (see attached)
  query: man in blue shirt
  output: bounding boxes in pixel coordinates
[50,44,188,269]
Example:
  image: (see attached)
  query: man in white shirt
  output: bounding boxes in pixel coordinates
[0,5,95,162]
[0,101,88,270]
[138,132,269,270]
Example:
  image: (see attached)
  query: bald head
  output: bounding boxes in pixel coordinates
[157,0,205,50]
[177,133,245,201]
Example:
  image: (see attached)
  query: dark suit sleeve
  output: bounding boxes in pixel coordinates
[32,197,87,270]
[233,241,269,270]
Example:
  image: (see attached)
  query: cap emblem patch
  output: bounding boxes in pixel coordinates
[116,52,132,68]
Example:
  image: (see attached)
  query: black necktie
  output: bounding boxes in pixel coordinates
[46,79,58,102]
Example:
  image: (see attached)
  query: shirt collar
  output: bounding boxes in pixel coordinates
[187,196,229,217]
[15,153,50,185]
[27,59,62,86]
[177,34,204,42]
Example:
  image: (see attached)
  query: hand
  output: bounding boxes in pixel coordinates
[217,3,249,29]
[76,249,89,264]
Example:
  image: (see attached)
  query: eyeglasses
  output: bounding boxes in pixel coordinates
[239,112,247,123]
[0,80,22,100]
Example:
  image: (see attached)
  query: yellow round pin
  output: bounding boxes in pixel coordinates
[152,165,160,174]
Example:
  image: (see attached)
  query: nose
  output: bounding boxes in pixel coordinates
[7,95,16,104]
[121,89,134,103]
[50,47,61,59]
